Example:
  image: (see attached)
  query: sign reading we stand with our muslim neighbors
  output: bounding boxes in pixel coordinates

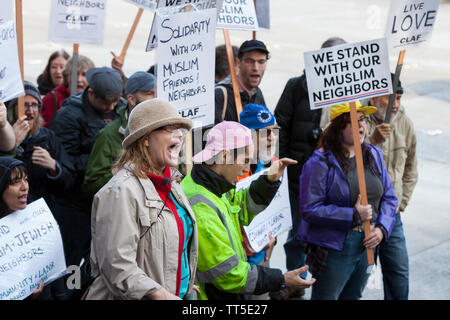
[48,0,107,45]
[385,0,440,51]
[0,199,67,300]
[304,38,393,110]
[156,7,216,129]
[0,0,24,102]
[217,0,258,31]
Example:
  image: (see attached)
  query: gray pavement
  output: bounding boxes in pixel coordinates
[19,0,450,300]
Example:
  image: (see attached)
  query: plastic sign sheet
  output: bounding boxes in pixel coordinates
[237,170,292,253]
[124,0,157,10]
[304,38,393,110]
[156,8,216,129]
[0,198,67,300]
[0,0,24,102]
[385,0,440,51]
[216,0,258,31]
[146,0,223,51]
[48,0,107,45]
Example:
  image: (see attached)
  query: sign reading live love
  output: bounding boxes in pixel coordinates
[0,198,66,300]
[156,8,216,128]
[48,0,107,45]
[237,170,291,253]
[0,0,24,102]
[304,38,393,110]
[385,0,440,51]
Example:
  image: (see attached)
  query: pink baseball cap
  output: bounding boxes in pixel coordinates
[192,121,254,163]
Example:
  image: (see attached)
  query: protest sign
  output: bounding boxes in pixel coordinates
[48,0,107,45]
[255,0,270,29]
[0,0,24,103]
[0,198,67,300]
[156,7,216,129]
[146,0,222,51]
[124,0,157,10]
[217,0,258,31]
[304,38,393,110]
[385,0,440,51]
[237,170,291,253]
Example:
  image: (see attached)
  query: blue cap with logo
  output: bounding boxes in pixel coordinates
[239,104,275,130]
[125,71,155,97]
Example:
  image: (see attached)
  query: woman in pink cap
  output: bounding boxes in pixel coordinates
[181,121,316,300]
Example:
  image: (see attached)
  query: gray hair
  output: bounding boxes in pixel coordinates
[321,37,347,49]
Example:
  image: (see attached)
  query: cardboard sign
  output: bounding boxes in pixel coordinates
[237,170,292,253]
[145,0,223,51]
[217,0,258,31]
[156,8,216,128]
[0,0,24,102]
[255,0,270,29]
[0,198,67,300]
[124,0,157,10]
[385,0,440,51]
[304,38,393,110]
[48,0,107,45]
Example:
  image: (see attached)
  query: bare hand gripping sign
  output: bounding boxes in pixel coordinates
[304,38,393,110]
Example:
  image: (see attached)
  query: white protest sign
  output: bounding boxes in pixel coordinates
[385,0,440,51]
[0,0,24,102]
[237,170,291,253]
[0,198,67,300]
[48,0,107,45]
[217,0,258,31]
[304,38,393,110]
[156,8,216,128]
[145,0,222,51]
[255,0,270,29]
[124,0,157,10]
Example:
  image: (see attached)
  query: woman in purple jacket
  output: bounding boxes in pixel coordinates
[297,101,397,300]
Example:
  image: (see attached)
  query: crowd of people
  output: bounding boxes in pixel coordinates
[0,36,417,301]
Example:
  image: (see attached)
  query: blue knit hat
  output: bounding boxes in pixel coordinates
[240,104,275,130]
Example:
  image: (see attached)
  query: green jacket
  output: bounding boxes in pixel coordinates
[82,105,129,198]
[181,164,283,300]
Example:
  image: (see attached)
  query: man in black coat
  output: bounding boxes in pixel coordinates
[273,37,346,300]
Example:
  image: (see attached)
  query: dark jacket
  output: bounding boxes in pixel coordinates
[13,127,75,212]
[49,89,126,211]
[297,144,398,251]
[214,76,266,124]
[274,74,322,166]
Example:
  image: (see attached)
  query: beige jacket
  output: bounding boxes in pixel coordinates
[366,105,418,212]
[86,164,198,300]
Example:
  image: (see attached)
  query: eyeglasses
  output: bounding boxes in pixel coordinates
[24,102,40,110]
[347,116,367,125]
[156,125,189,136]
[256,126,280,137]
[242,58,267,66]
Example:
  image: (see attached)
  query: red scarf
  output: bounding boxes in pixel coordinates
[145,167,184,296]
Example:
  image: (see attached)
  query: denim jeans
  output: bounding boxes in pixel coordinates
[310,231,372,300]
[379,213,409,300]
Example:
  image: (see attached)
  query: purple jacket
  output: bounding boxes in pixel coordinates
[297,143,397,251]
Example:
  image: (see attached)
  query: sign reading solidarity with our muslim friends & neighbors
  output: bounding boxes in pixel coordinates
[304,38,393,110]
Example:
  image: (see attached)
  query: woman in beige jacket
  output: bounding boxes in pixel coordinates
[86,99,198,300]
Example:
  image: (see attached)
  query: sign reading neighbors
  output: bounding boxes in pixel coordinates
[48,0,107,45]
[304,38,393,110]
[217,0,258,31]
[385,0,440,50]
[156,8,216,128]
[237,170,291,253]
[0,198,67,300]
[0,0,24,102]
[145,0,223,51]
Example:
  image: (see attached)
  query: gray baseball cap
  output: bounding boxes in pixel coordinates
[86,67,122,98]
[125,71,155,97]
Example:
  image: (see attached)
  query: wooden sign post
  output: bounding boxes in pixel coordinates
[384,49,406,123]
[15,0,24,118]
[70,43,79,95]
[223,29,243,121]
[349,101,375,265]
[119,7,144,62]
